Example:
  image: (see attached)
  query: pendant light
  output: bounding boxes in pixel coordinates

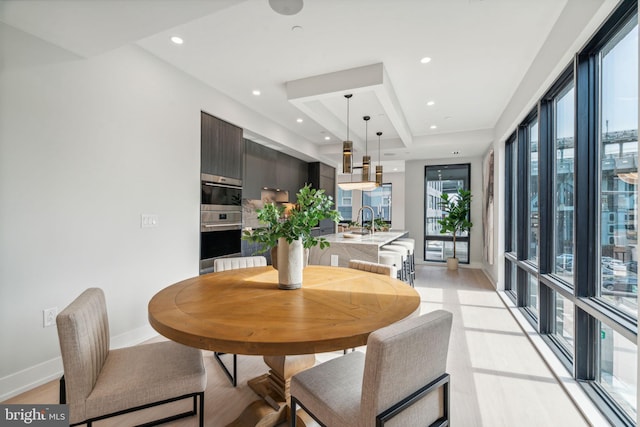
[361,116,371,182]
[342,94,353,174]
[338,114,378,191]
[376,131,383,186]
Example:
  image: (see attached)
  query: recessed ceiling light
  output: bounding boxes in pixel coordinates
[420,57,432,64]
[324,136,330,140]
[430,125,438,129]
[252,90,261,96]
[427,101,435,106]
[291,25,303,32]
[393,168,398,172]
[170,36,184,45]
[296,118,303,123]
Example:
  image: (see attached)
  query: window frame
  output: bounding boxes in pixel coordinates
[424,163,471,264]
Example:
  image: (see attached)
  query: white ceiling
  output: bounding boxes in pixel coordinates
[1,0,607,171]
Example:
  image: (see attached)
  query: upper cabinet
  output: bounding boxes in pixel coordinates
[243,139,308,200]
[201,112,244,180]
[308,162,336,235]
[244,139,277,199]
[308,162,335,197]
[276,151,309,197]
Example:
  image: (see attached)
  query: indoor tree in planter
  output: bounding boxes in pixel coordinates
[243,184,341,289]
[437,188,473,270]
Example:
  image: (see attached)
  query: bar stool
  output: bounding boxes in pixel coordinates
[378,251,405,283]
[380,245,409,285]
[396,238,416,282]
[383,244,413,287]
[391,240,415,286]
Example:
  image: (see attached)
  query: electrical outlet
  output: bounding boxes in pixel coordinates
[43,307,58,328]
[330,254,339,266]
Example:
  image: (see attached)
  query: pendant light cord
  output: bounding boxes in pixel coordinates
[363,115,370,156]
[377,131,382,165]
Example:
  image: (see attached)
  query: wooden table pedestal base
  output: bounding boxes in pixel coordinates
[226,354,317,427]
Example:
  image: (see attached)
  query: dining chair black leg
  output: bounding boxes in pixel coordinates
[291,398,298,427]
[214,352,237,387]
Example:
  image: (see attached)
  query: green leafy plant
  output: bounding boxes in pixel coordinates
[373,217,390,231]
[437,188,473,259]
[243,184,342,252]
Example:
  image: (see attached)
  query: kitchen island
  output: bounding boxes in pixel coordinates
[308,230,408,267]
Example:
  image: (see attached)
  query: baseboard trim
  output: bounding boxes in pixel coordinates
[0,324,157,401]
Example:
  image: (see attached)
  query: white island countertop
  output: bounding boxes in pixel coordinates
[318,231,408,246]
[309,230,408,267]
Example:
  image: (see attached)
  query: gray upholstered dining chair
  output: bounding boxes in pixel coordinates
[212,255,267,386]
[290,310,453,427]
[56,288,206,427]
[348,259,397,278]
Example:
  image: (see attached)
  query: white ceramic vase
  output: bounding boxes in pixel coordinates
[277,237,304,290]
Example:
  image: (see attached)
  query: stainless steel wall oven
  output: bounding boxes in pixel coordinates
[200,174,242,273]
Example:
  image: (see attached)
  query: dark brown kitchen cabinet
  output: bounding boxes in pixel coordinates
[201,112,243,180]
[243,139,277,199]
[308,162,336,235]
[308,162,335,196]
[244,140,309,201]
[276,151,308,198]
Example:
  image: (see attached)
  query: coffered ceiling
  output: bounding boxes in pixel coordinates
[0,0,613,171]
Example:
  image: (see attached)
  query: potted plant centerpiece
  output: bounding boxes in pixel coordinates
[437,188,473,270]
[243,184,341,289]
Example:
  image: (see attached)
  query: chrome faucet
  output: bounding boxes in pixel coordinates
[356,205,375,235]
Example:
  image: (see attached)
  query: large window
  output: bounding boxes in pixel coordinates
[553,82,576,283]
[552,292,574,356]
[528,119,539,264]
[526,273,538,318]
[363,183,392,224]
[597,15,638,316]
[502,3,637,424]
[424,164,470,263]
[598,325,637,421]
[337,188,353,222]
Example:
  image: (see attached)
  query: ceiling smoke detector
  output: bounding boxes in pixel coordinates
[269,0,304,15]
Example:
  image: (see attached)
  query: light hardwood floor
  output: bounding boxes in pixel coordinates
[3,266,591,426]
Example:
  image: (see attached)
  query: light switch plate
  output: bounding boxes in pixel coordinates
[141,214,159,228]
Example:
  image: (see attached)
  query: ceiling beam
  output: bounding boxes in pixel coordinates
[286,63,413,150]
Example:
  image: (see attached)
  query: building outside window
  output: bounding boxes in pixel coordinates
[597,15,638,317]
[553,83,576,284]
[528,119,539,264]
[363,183,392,224]
[337,187,353,222]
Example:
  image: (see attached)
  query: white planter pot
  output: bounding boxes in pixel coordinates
[277,237,304,290]
[271,245,309,271]
[446,257,459,270]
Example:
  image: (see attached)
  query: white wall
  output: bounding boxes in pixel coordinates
[0,22,318,399]
[404,156,484,268]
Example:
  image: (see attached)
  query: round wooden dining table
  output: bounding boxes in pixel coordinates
[148,265,420,427]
